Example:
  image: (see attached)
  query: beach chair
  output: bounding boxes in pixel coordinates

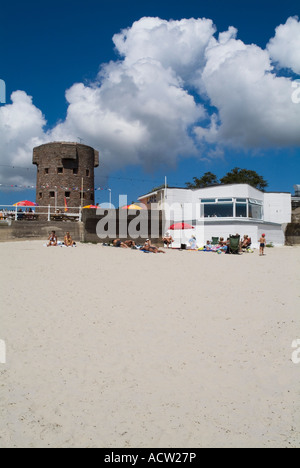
[229,235,240,254]
[212,237,219,245]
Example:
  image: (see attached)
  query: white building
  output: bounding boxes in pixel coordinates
[138,184,291,248]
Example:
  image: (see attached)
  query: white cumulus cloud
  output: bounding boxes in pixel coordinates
[267,16,300,75]
[197,25,300,147]
[0,91,46,186]
[0,16,300,188]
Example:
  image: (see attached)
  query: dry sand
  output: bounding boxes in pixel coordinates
[0,241,299,448]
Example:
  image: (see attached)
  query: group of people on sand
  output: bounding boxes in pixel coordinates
[203,233,267,255]
[47,231,76,247]
[47,231,267,255]
[112,238,165,253]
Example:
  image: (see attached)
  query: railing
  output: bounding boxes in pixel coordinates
[0,205,82,222]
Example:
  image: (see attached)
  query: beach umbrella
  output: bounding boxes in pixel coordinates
[13,201,37,207]
[169,222,194,230]
[122,204,146,210]
[169,222,195,249]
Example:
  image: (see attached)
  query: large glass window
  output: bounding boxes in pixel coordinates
[201,198,263,219]
[249,202,263,219]
[236,203,247,218]
[204,203,234,218]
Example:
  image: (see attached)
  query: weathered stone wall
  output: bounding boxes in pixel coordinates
[33,142,99,210]
[285,223,300,245]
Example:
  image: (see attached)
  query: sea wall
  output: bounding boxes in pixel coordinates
[0,220,84,243]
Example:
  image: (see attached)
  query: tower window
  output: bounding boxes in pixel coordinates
[65,191,70,198]
[49,191,55,198]
[73,168,78,175]
[39,192,43,199]
[86,169,90,177]
[57,167,63,174]
[44,168,49,174]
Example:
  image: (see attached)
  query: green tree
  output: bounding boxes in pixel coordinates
[186,172,219,189]
[220,168,268,191]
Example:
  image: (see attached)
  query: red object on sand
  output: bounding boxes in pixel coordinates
[169,223,194,230]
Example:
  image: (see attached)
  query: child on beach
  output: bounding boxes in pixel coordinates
[259,233,266,256]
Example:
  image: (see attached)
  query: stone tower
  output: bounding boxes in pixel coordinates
[33,142,99,209]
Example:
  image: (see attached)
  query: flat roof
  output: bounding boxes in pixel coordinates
[138,184,291,199]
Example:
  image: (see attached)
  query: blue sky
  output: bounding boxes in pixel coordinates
[0,0,299,206]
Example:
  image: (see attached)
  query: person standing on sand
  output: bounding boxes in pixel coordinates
[259,233,266,256]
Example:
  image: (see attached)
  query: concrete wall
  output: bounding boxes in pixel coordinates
[82,208,164,244]
[264,193,291,224]
[0,220,84,243]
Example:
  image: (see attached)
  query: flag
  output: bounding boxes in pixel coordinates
[64,197,68,212]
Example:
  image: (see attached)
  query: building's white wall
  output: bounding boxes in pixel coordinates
[193,223,285,249]
[141,185,290,247]
[264,193,291,224]
[257,225,285,246]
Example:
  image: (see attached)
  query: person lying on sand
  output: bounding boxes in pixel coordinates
[124,240,136,248]
[64,232,76,247]
[113,239,129,248]
[47,231,57,247]
[143,239,165,254]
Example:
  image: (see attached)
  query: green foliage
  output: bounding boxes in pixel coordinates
[220,167,268,191]
[186,168,268,191]
[186,172,219,189]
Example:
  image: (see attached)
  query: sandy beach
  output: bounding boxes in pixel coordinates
[0,241,299,448]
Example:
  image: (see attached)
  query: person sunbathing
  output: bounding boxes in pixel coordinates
[205,240,213,251]
[163,233,174,248]
[124,240,136,248]
[64,232,75,247]
[113,239,129,248]
[143,239,165,254]
[242,235,252,249]
[218,237,227,246]
[47,231,57,247]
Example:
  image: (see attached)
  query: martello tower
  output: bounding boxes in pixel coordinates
[33,142,99,209]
